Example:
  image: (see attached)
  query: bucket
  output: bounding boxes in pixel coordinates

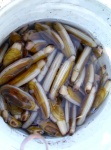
[0,0,111,150]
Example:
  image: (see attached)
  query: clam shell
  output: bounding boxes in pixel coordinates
[28,78,50,119]
[3,42,23,67]
[0,85,36,110]
[0,57,32,85]
[26,40,47,53]
[9,60,45,87]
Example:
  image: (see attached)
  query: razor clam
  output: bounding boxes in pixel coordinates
[0,43,8,65]
[64,24,97,47]
[21,110,30,122]
[23,30,41,41]
[65,100,70,131]
[8,114,22,128]
[40,120,62,137]
[53,22,76,57]
[69,105,76,135]
[77,85,97,125]
[51,30,64,50]
[27,126,44,135]
[43,52,63,93]
[71,46,92,82]
[0,57,32,86]
[92,80,111,111]
[59,86,81,106]
[22,111,38,129]
[73,67,86,91]
[50,56,75,100]
[85,63,94,94]
[35,23,64,50]
[38,49,57,82]
[32,45,55,64]
[9,32,22,45]
[9,60,45,87]
[93,46,103,58]
[25,40,47,53]
[0,85,37,111]
[28,78,50,119]
[50,100,67,135]
[3,42,23,67]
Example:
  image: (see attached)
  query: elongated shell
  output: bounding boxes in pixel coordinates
[43,52,63,92]
[70,105,76,135]
[65,100,70,131]
[28,78,50,119]
[23,30,41,41]
[0,85,36,110]
[9,60,45,87]
[53,22,76,57]
[32,45,55,64]
[40,120,62,137]
[50,56,75,100]
[38,49,57,82]
[67,87,81,105]
[77,86,97,125]
[0,57,32,86]
[3,42,23,67]
[64,25,97,47]
[0,43,8,65]
[92,80,111,110]
[59,85,81,106]
[85,64,94,94]
[26,40,47,53]
[74,67,86,90]
[71,46,91,82]
[50,100,67,135]
[50,101,65,121]
[22,111,38,129]
[35,23,64,50]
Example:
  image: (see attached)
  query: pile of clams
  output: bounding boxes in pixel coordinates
[0,22,111,137]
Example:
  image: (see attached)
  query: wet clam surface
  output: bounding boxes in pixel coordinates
[0,21,111,137]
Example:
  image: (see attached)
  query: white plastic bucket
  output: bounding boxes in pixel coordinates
[0,0,111,150]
